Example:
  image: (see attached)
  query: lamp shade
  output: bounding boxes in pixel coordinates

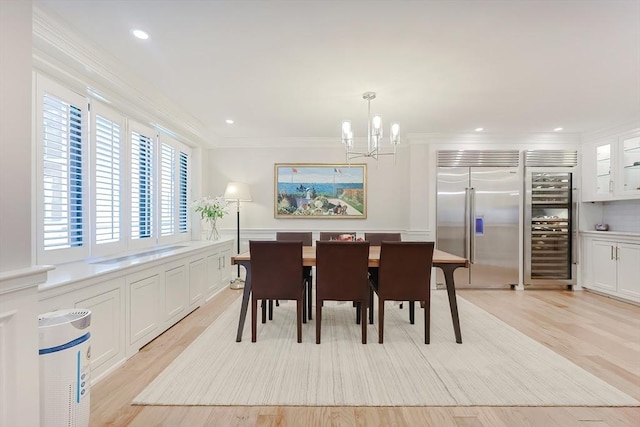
[224,182,252,202]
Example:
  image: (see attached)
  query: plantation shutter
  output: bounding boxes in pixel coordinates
[94,113,121,244]
[160,142,175,236]
[42,93,84,250]
[179,151,189,233]
[130,128,154,240]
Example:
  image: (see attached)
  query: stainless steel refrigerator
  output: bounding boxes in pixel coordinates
[436,150,520,288]
[523,150,578,288]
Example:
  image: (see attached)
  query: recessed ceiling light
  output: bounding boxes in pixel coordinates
[554,127,563,132]
[225,119,234,125]
[475,127,484,132]
[132,29,149,40]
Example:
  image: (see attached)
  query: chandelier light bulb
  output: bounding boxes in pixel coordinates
[390,122,400,144]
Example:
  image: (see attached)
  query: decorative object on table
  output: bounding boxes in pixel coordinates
[224,181,252,289]
[595,223,610,231]
[341,91,400,164]
[192,195,229,240]
[274,163,366,219]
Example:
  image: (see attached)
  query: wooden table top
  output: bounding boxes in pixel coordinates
[232,245,468,268]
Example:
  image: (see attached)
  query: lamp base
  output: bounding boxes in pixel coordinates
[229,278,245,290]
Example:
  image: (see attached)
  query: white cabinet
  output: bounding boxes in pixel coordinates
[127,269,161,356]
[163,263,188,326]
[75,284,124,377]
[206,248,230,301]
[583,130,640,201]
[582,233,640,302]
[189,257,206,309]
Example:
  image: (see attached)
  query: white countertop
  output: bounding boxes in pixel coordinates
[580,230,640,238]
[40,239,233,292]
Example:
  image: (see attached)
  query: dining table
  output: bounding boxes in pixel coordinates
[231,246,469,343]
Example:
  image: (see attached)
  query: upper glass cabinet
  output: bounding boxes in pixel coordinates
[595,143,611,195]
[621,133,640,194]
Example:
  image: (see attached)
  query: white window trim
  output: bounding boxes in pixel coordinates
[35,73,90,265]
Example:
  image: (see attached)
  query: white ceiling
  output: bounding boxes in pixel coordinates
[35,0,640,145]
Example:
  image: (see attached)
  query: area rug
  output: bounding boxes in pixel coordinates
[133,292,639,406]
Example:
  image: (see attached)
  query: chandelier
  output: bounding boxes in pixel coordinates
[341,91,400,163]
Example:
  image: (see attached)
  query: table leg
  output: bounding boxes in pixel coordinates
[438,264,463,344]
[235,261,252,342]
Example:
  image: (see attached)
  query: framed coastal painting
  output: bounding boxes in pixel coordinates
[274,163,367,219]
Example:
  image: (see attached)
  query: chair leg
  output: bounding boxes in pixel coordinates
[302,288,307,324]
[356,302,361,324]
[361,300,367,344]
[424,299,430,344]
[307,278,313,320]
[261,300,267,324]
[297,298,302,343]
[251,296,258,342]
[268,300,273,321]
[378,298,385,344]
[368,288,374,324]
[316,300,322,344]
[409,301,415,325]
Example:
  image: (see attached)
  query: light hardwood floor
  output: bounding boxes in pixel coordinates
[89,288,640,427]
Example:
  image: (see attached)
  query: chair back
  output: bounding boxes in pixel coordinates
[276,232,312,246]
[249,240,304,300]
[315,241,370,301]
[364,233,402,245]
[319,232,356,241]
[378,241,435,301]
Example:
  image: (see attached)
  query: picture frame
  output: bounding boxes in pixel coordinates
[274,163,367,219]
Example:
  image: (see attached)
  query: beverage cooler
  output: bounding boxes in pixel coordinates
[524,150,578,288]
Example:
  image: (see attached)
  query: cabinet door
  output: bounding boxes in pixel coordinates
[189,257,206,308]
[591,240,617,292]
[616,242,640,301]
[205,251,222,299]
[582,140,614,201]
[75,287,122,373]
[220,247,233,286]
[595,143,613,198]
[128,273,161,348]
[619,132,640,197]
[164,265,187,322]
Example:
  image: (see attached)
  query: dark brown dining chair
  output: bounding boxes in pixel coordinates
[276,232,313,321]
[249,240,306,343]
[319,231,356,241]
[364,233,402,322]
[370,241,435,344]
[364,232,402,245]
[315,240,370,344]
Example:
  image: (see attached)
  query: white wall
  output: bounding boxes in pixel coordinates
[207,144,419,245]
[0,2,41,426]
[0,0,32,271]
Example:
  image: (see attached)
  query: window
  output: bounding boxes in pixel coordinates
[179,151,189,233]
[36,75,89,264]
[160,142,175,236]
[91,102,124,257]
[129,122,155,247]
[35,73,194,264]
[157,133,192,244]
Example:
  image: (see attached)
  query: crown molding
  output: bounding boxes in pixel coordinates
[32,6,211,148]
[581,120,640,143]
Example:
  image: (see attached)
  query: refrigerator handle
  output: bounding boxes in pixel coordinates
[470,187,476,264]
[572,187,579,264]
[464,187,470,260]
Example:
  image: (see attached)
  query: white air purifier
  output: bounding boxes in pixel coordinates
[39,309,92,427]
